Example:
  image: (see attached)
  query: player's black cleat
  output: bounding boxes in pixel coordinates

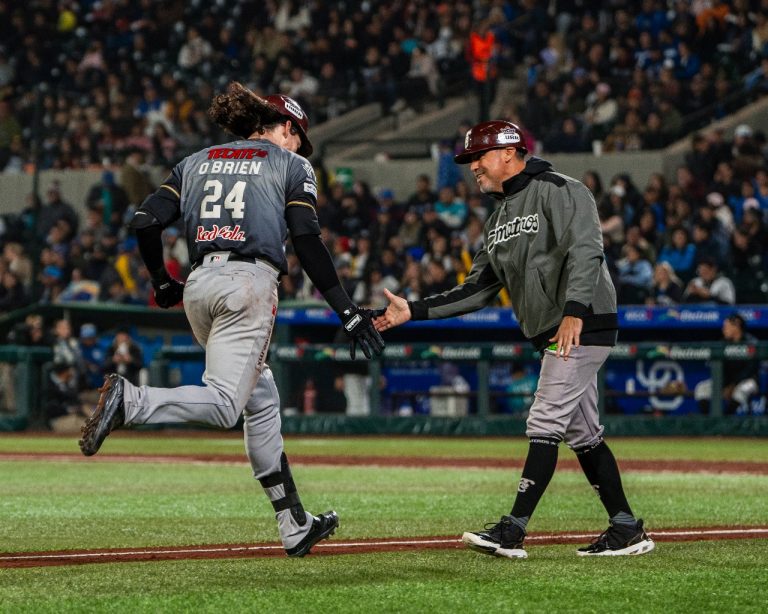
[285,511,339,558]
[79,374,125,457]
[577,518,655,556]
[462,515,527,559]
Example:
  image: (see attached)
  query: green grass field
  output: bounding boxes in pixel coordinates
[1,435,767,613]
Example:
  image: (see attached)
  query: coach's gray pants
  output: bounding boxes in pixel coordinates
[121,258,311,548]
[525,345,611,449]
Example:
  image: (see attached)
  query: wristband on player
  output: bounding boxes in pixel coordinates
[322,285,355,316]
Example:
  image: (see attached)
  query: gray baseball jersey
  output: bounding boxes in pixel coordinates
[141,139,319,273]
[122,137,322,550]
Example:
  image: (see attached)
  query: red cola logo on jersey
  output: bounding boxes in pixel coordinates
[195,225,246,242]
[487,214,539,252]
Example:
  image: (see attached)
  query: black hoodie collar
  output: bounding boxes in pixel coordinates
[495,157,553,198]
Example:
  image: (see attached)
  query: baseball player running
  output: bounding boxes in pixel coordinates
[374,120,654,559]
[79,83,384,557]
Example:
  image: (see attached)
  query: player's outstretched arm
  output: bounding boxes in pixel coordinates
[373,289,412,332]
[291,232,384,360]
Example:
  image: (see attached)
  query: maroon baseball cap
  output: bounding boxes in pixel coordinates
[454,120,527,164]
[263,94,313,157]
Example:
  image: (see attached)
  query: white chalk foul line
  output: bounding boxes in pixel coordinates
[2,529,767,562]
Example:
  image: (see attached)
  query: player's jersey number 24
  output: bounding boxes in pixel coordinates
[200,180,246,219]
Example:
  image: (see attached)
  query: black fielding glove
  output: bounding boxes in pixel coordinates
[340,306,385,360]
[151,270,184,309]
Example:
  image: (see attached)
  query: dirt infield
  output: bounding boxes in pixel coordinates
[2,451,768,475]
[2,527,767,569]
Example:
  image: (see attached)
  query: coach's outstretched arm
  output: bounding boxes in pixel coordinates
[374,247,503,333]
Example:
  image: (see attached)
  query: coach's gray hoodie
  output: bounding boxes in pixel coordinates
[409,157,618,350]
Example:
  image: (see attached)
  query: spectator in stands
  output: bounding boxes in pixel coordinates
[51,318,84,378]
[337,194,367,238]
[402,45,440,112]
[120,150,154,208]
[467,19,498,121]
[647,261,684,306]
[406,174,438,211]
[2,242,33,293]
[37,265,66,304]
[45,360,83,429]
[0,270,27,313]
[642,112,668,150]
[58,268,100,303]
[79,323,107,391]
[658,226,697,281]
[434,186,468,230]
[397,208,423,249]
[162,226,189,272]
[104,329,143,386]
[616,244,654,304]
[695,314,760,415]
[178,27,213,71]
[0,100,22,171]
[37,182,78,242]
[360,46,398,112]
[502,363,537,414]
[421,260,455,296]
[85,171,130,229]
[582,170,604,202]
[324,375,348,414]
[729,226,766,303]
[8,314,51,346]
[545,117,588,153]
[623,224,656,264]
[598,185,626,245]
[683,257,736,305]
[584,82,618,142]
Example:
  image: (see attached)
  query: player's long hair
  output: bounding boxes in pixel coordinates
[208,81,283,139]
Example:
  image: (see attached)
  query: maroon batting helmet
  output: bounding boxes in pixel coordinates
[454,120,527,164]
[264,94,313,157]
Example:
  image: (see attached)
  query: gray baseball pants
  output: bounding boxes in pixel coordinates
[525,345,611,449]
[121,257,311,548]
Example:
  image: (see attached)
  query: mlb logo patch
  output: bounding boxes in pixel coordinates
[210,255,222,263]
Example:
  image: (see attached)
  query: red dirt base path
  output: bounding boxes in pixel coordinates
[2,526,767,569]
[2,452,768,474]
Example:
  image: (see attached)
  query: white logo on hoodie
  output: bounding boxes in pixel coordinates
[487,214,539,252]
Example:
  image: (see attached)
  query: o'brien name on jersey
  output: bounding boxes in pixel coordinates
[198,148,267,175]
[487,214,539,252]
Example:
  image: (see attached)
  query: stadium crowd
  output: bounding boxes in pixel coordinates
[2,1,768,172]
[1,1,768,319]
[1,117,767,320]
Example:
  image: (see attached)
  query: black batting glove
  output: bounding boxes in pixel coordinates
[151,271,185,309]
[340,306,385,360]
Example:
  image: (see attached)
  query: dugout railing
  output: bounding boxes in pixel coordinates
[1,341,767,434]
[147,341,768,435]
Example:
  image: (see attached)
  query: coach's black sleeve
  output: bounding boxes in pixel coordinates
[409,245,504,320]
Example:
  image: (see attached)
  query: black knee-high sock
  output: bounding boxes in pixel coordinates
[509,437,560,525]
[575,440,634,519]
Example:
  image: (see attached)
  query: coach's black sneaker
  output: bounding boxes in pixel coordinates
[462,515,527,559]
[577,519,655,556]
[79,374,125,457]
[285,511,339,558]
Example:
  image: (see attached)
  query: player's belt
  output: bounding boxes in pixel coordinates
[191,253,259,271]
